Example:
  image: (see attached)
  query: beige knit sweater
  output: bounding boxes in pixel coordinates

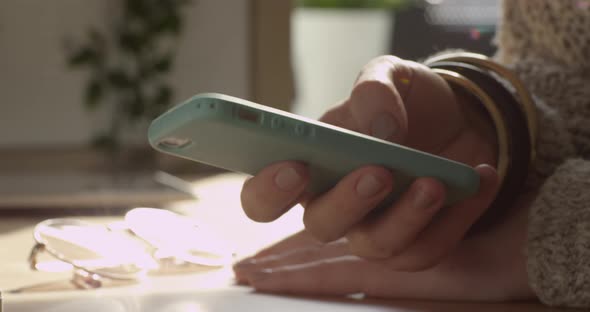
[495,0,590,307]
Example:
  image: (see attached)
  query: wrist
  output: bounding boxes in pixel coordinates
[453,84,499,168]
[423,53,537,233]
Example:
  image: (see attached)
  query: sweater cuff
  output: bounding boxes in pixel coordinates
[527,158,590,307]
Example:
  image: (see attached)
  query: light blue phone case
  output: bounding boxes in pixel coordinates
[149,93,479,205]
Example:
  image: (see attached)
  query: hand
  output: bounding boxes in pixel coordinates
[233,193,535,301]
[240,55,500,269]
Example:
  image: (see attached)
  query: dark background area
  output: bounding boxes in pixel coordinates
[391,0,499,60]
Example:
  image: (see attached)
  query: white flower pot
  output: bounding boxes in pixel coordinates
[291,8,393,119]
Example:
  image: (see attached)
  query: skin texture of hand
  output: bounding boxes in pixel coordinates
[240,55,500,269]
[233,193,536,302]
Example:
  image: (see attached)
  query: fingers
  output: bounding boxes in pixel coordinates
[241,161,309,222]
[381,165,500,271]
[233,230,323,285]
[244,256,368,296]
[253,230,322,259]
[346,177,447,259]
[302,166,394,242]
[235,246,502,301]
[348,55,411,143]
[234,240,349,284]
[348,56,465,154]
[234,229,519,301]
[318,102,358,131]
[242,161,497,273]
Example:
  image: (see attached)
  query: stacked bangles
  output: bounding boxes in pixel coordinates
[423,52,538,232]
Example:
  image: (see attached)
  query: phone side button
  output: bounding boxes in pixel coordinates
[270,116,283,129]
[294,123,306,136]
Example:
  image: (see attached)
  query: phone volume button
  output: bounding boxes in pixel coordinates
[294,123,306,136]
[270,116,282,129]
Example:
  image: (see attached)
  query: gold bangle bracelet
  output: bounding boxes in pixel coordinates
[432,68,510,184]
[424,52,537,163]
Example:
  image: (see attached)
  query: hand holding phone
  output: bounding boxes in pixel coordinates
[196,57,500,275]
[149,85,498,267]
[149,93,480,207]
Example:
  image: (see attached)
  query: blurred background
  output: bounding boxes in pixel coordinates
[0,0,500,208]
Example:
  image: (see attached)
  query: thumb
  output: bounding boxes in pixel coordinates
[346,55,411,144]
[347,56,461,153]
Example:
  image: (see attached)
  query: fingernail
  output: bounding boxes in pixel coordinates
[413,186,436,209]
[275,167,302,191]
[249,269,272,284]
[233,271,250,285]
[233,259,261,285]
[356,174,384,198]
[371,114,397,140]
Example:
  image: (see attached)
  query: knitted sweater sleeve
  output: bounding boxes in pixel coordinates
[526,159,590,307]
[495,0,590,307]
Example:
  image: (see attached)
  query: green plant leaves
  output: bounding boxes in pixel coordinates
[127,98,146,119]
[119,31,144,54]
[157,13,182,35]
[85,79,103,110]
[67,28,105,67]
[155,86,172,107]
[66,0,191,152]
[91,132,119,152]
[107,70,132,89]
[68,46,98,66]
[153,57,172,73]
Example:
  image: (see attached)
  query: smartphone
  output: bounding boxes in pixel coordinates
[148,93,479,205]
